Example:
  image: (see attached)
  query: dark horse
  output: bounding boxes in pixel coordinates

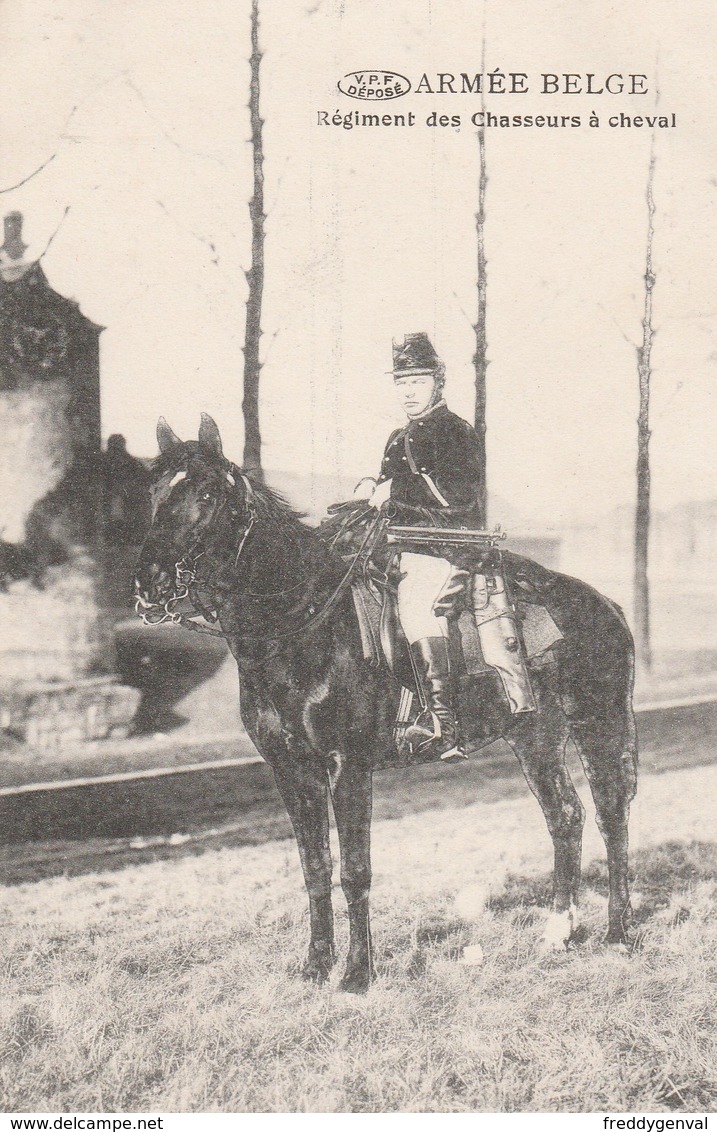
[135,415,638,993]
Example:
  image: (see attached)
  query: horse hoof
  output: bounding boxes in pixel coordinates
[460,943,485,967]
[605,914,634,951]
[604,928,633,952]
[301,963,330,985]
[605,939,630,955]
[541,905,578,953]
[301,943,335,984]
[338,964,375,995]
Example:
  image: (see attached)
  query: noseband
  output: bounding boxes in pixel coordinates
[136,464,256,631]
[136,466,389,650]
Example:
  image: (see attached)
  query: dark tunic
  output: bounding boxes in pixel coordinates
[377,402,484,528]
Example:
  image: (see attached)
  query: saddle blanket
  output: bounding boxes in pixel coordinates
[351,579,563,676]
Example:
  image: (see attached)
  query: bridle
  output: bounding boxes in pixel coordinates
[135,463,257,633]
[135,462,387,650]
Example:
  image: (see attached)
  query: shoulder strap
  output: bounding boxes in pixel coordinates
[404,431,449,507]
[403,430,420,474]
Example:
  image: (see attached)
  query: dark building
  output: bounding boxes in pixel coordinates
[0,211,104,563]
[0,212,139,747]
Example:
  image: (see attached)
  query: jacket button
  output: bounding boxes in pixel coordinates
[402,455,407,461]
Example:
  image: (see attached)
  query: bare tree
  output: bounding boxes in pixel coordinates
[473,119,488,526]
[634,139,657,672]
[242,0,266,480]
[472,30,488,526]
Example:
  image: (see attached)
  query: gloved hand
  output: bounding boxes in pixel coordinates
[369,478,393,509]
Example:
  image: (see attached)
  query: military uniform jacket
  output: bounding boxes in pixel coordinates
[377,401,484,527]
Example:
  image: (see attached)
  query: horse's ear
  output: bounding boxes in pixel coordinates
[157,417,181,453]
[198,412,223,457]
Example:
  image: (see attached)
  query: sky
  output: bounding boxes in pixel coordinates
[0,0,714,531]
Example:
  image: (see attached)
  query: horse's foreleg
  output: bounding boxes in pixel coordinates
[507,703,584,951]
[271,758,336,983]
[572,713,637,946]
[329,755,375,994]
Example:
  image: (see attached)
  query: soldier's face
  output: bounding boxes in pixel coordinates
[395,374,436,418]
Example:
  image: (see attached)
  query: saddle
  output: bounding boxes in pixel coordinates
[351,558,563,691]
[320,501,564,716]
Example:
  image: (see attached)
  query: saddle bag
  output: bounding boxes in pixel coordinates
[465,572,536,714]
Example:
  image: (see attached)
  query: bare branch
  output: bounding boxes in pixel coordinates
[58,71,129,141]
[155,199,220,266]
[451,289,475,330]
[0,153,58,196]
[0,72,143,196]
[597,301,636,347]
[265,155,292,215]
[37,206,72,261]
[0,84,97,194]
[124,75,226,167]
[261,327,281,366]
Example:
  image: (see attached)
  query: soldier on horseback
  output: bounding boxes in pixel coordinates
[365,332,486,763]
[137,410,638,980]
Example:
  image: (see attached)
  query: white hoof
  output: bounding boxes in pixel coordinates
[454,869,507,924]
[454,883,491,923]
[541,903,578,952]
[606,940,629,956]
[461,943,485,967]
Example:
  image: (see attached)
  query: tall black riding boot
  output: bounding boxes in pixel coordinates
[405,636,467,763]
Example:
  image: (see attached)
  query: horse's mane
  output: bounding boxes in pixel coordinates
[247,479,307,528]
[151,442,307,528]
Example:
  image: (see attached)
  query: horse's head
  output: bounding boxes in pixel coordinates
[134,414,253,617]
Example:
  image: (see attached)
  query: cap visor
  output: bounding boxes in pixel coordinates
[387,367,438,376]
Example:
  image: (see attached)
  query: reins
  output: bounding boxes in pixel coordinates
[136,465,255,634]
[137,466,388,652]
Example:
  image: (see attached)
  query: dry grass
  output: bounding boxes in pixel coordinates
[1,763,716,1113]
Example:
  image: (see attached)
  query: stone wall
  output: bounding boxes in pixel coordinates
[0,214,139,752]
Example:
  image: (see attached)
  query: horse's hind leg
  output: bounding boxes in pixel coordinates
[572,707,638,945]
[329,755,375,994]
[506,690,585,950]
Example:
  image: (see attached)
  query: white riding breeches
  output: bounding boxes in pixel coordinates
[397,551,538,715]
[397,552,453,644]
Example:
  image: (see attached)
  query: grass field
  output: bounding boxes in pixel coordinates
[1,761,716,1113]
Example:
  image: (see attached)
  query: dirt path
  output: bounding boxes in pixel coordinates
[1,700,715,885]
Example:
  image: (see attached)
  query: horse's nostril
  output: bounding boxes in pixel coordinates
[147,563,170,586]
[136,563,172,601]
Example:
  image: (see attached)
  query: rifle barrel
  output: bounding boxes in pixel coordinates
[386,525,506,544]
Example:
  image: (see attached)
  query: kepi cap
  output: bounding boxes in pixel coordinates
[390,332,443,377]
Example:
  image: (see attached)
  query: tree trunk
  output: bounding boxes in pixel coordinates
[634,141,656,673]
[472,39,488,527]
[242,0,266,480]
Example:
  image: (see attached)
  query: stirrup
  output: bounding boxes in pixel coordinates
[440,745,469,764]
[406,713,467,764]
[405,708,440,747]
